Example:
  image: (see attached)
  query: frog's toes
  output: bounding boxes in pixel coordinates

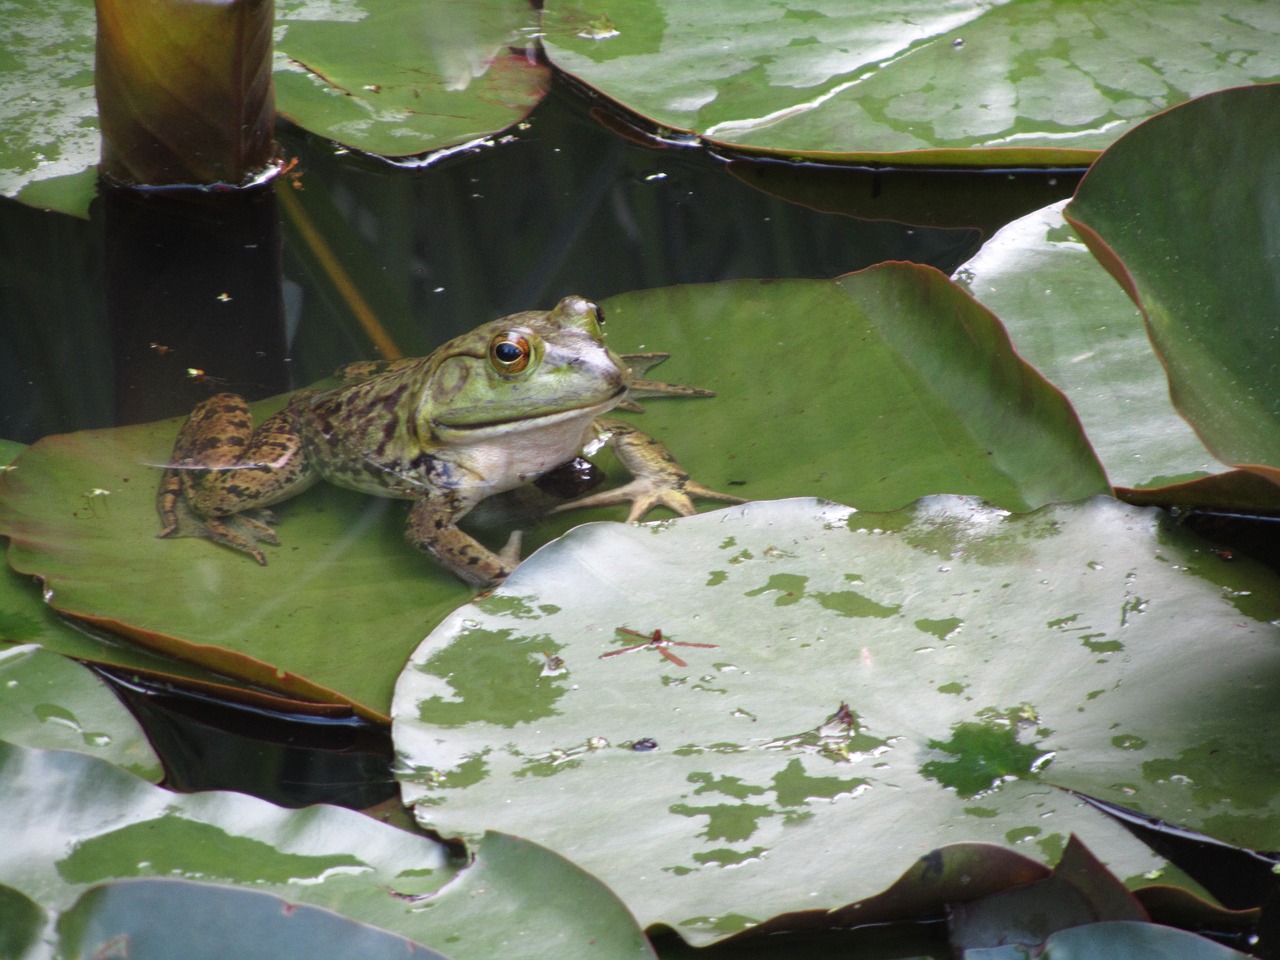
[158,498,280,565]
[555,478,744,522]
[497,530,524,566]
[681,480,746,507]
[203,514,278,565]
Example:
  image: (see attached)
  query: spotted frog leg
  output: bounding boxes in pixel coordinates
[156,393,317,564]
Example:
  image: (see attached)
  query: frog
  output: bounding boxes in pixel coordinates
[156,295,743,586]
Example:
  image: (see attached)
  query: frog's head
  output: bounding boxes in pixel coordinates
[425,296,627,437]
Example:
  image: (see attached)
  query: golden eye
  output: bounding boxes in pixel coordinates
[489,332,532,374]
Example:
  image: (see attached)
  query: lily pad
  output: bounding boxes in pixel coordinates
[0,644,161,780]
[0,268,1106,717]
[542,0,1280,163]
[1,523,244,685]
[392,496,1280,944]
[1066,83,1280,486]
[57,879,449,960]
[1,0,548,217]
[0,405,474,720]
[0,886,45,960]
[273,0,549,158]
[952,201,1230,492]
[0,740,655,960]
[965,919,1253,959]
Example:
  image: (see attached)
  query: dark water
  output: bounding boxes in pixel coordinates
[1,75,1076,446]
[0,75,1083,807]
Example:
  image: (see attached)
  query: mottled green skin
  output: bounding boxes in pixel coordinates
[157,296,741,585]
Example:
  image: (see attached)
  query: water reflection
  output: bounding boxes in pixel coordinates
[0,77,1059,444]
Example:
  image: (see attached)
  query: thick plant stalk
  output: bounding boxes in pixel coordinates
[95,0,276,186]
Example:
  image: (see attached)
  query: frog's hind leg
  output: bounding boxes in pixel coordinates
[157,393,317,564]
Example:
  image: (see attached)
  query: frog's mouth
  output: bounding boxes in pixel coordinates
[432,385,626,433]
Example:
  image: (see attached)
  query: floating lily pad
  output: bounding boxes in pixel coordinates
[1066,83,1280,487]
[273,0,549,158]
[57,879,450,960]
[392,496,1280,944]
[0,404,474,720]
[0,267,1106,717]
[952,201,1232,492]
[966,919,1254,959]
[542,0,1280,163]
[0,740,655,960]
[0,644,161,780]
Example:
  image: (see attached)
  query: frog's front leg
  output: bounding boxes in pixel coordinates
[406,489,522,587]
[157,393,316,564]
[554,417,744,521]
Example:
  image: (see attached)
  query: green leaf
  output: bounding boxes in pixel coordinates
[594,270,1107,515]
[542,0,1280,164]
[950,836,1145,952]
[57,879,449,960]
[3,440,240,682]
[0,0,101,217]
[0,644,161,780]
[392,496,1280,944]
[274,0,549,158]
[952,201,1228,491]
[0,403,474,719]
[0,884,46,960]
[0,740,655,960]
[0,270,1104,717]
[1066,83,1280,485]
[964,919,1253,959]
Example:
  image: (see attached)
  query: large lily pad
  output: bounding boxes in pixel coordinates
[952,201,1230,492]
[0,268,1106,717]
[1,0,548,217]
[0,403,474,720]
[0,740,655,960]
[542,0,1280,163]
[1066,83,1280,486]
[392,496,1280,944]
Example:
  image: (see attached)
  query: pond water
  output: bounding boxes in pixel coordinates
[0,76,1082,807]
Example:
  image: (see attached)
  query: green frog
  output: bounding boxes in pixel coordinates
[157,296,742,585]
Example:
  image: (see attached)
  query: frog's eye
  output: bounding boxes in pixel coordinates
[489,332,532,374]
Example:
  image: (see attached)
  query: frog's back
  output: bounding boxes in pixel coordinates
[293,361,440,499]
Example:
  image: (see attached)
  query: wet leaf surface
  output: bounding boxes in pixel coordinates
[542,0,1280,163]
[0,741,655,960]
[273,0,549,157]
[0,644,160,781]
[953,201,1228,492]
[1066,83,1280,487]
[393,497,1280,944]
[57,878,451,960]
